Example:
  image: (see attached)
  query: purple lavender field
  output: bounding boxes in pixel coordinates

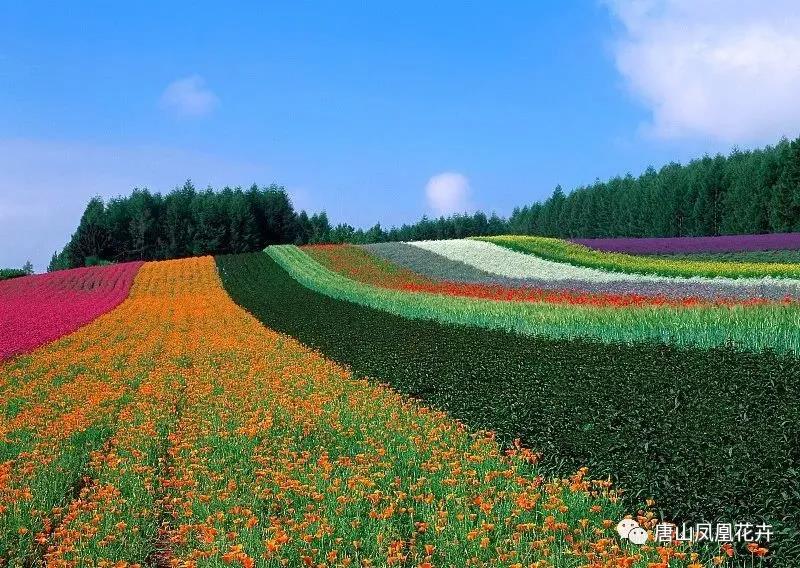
[572,233,800,254]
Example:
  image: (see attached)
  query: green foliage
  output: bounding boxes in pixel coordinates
[52,182,304,269]
[509,137,800,238]
[0,260,34,280]
[48,247,72,273]
[68,196,110,267]
[83,256,113,267]
[769,138,800,232]
[0,268,27,281]
[216,252,800,564]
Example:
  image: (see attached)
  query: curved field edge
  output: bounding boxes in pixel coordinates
[1,256,719,568]
[0,261,145,362]
[215,251,799,563]
[479,235,800,280]
[266,244,800,355]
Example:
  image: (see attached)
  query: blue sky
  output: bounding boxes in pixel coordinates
[2,1,799,269]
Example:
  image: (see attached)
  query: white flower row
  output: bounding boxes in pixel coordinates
[407,239,800,290]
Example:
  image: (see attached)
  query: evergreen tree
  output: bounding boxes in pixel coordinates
[69,197,110,267]
[162,181,197,258]
[227,188,259,252]
[309,212,332,243]
[770,138,800,232]
[48,247,72,272]
[127,189,159,259]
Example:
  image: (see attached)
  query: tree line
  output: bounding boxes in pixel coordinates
[507,136,800,239]
[1,262,34,281]
[48,183,512,271]
[50,136,800,271]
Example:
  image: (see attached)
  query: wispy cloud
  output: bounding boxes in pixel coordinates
[425,172,471,215]
[606,0,800,143]
[160,75,219,118]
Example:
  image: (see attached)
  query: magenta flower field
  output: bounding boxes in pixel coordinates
[0,261,143,361]
[571,233,800,254]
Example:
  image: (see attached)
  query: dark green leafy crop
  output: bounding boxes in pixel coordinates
[216,252,800,564]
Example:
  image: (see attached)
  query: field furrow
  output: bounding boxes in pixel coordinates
[571,233,800,255]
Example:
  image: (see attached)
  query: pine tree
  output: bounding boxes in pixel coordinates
[772,138,800,232]
[69,197,110,267]
[770,139,800,232]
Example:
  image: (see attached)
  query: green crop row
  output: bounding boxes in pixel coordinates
[478,235,800,279]
[215,251,800,565]
[648,250,800,264]
[265,244,800,354]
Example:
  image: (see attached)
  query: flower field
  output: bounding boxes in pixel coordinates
[2,236,798,565]
[479,236,800,280]
[267,245,800,353]
[0,262,143,361]
[383,238,800,299]
[303,244,735,308]
[0,257,732,568]
[360,243,796,300]
[217,251,798,565]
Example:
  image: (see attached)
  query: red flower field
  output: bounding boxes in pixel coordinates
[0,261,143,360]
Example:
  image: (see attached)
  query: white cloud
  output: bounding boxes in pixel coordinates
[425,172,470,215]
[607,0,800,143]
[0,138,270,271]
[160,75,219,118]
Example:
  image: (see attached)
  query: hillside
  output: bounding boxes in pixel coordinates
[3,235,796,565]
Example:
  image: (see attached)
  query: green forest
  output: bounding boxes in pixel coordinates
[51,135,800,271]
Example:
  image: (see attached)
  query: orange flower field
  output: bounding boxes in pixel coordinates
[1,258,734,567]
